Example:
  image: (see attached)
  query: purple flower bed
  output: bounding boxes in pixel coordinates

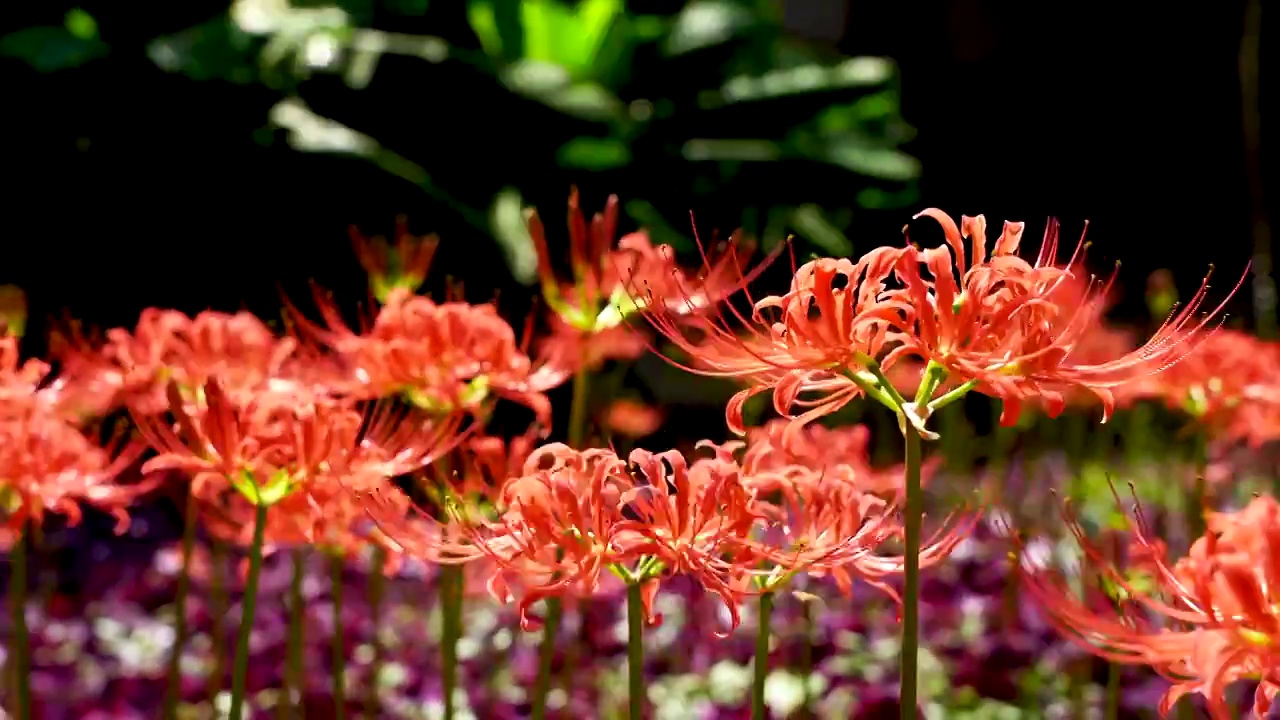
[3,499,1218,719]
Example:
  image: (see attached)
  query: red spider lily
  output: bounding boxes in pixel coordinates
[642,247,911,441]
[349,216,439,303]
[0,406,151,534]
[1116,329,1280,446]
[3,325,121,425]
[603,399,664,439]
[611,445,762,633]
[287,288,569,426]
[536,314,649,375]
[442,430,540,502]
[739,465,937,602]
[136,379,463,506]
[0,332,155,528]
[1015,492,1280,719]
[360,429,539,570]
[740,419,940,495]
[526,189,756,334]
[449,444,634,629]
[53,308,301,417]
[891,209,1242,425]
[710,435,974,602]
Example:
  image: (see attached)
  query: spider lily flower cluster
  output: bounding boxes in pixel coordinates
[2,196,1273,719]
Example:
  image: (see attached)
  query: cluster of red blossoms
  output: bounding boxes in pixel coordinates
[2,195,1277,717]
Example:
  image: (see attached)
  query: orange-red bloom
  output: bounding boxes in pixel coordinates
[135,378,462,560]
[0,334,150,535]
[1116,328,1280,447]
[453,444,634,629]
[54,308,302,418]
[643,247,909,440]
[349,215,439,303]
[603,399,664,439]
[1017,493,1280,719]
[290,288,569,426]
[612,445,762,632]
[890,209,1240,425]
[740,419,939,496]
[528,189,759,375]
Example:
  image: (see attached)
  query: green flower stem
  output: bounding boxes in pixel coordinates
[626,581,646,720]
[899,425,923,720]
[281,548,305,720]
[365,546,387,720]
[9,523,30,720]
[330,553,347,720]
[439,564,463,720]
[1105,661,1121,720]
[528,597,562,720]
[751,591,775,720]
[1186,429,1208,540]
[1178,428,1209,720]
[927,379,979,413]
[207,541,229,700]
[163,492,200,720]
[531,367,592,720]
[799,599,813,719]
[227,502,268,720]
[567,368,590,448]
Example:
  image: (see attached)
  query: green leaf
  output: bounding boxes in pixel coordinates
[522,0,623,77]
[467,0,522,62]
[387,0,430,15]
[791,204,853,257]
[709,57,894,108]
[808,137,920,181]
[0,25,108,71]
[148,17,257,83]
[502,62,625,121]
[762,206,792,250]
[490,188,538,285]
[856,186,920,210]
[557,136,631,170]
[664,0,753,56]
[681,139,781,162]
[542,82,624,121]
[64,9,98,40]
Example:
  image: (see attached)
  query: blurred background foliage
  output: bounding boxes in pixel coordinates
[2,0,919,298]
[0,0,1267,348]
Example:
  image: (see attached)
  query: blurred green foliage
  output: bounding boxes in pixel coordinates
[2,0,919,284]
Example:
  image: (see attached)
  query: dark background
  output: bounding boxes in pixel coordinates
[1,0,1272,341]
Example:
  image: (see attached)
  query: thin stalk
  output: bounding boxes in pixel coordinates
[439,564,463,720]
[227,502,268,720]
[330,553,347,720]
[567,368,590,448]
[281,548,305,720]
[751,591,775,720]
[528,596,562,720]
[207,541,229,699]
[799,599,813,719]
[899,427,923,719]
[365,547,386,720]
[1104,657,1121,720]
[625,581,646,720]
[163,492,200,720]
[1178,432,1209,720]
[9,525,30,720]
[530,368,591,720]
[1186,430,1208,540]
[1104,536,1123,720]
